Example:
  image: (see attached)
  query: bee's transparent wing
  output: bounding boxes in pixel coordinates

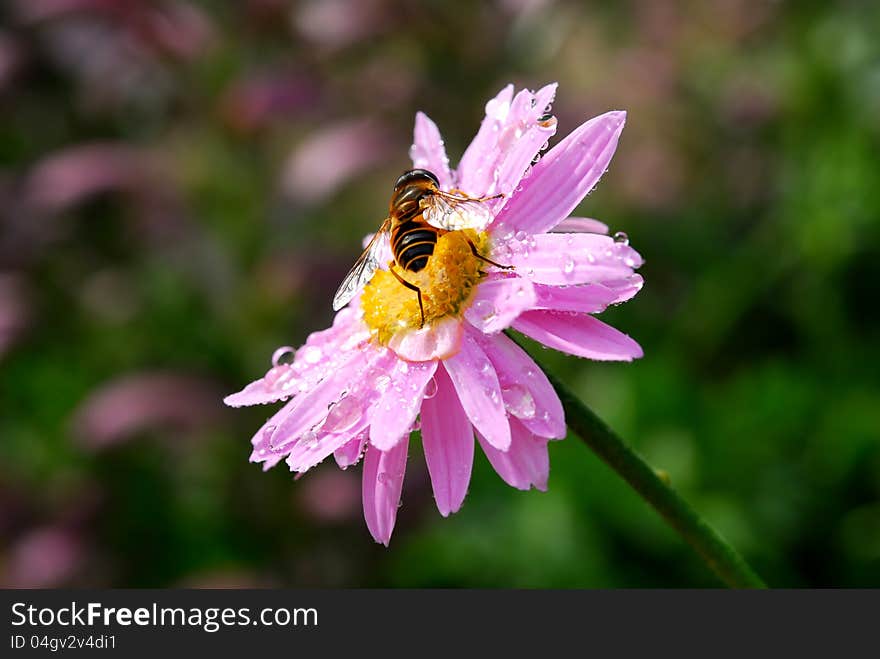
[332,220,391,311]
[421,193,493,232]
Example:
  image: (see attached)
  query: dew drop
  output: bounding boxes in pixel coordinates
[473,299,497,323]
[301,428,318,446]
[423,376,438,399]
[262,424,277,442]
[320,396,362,434]
[515,230,528,242]
[272,346,295,367]
[302,345,322,364]
[377,472,388,484]
[613,231,629,245]
[562,254,575,276]
[263,365,287,388]
[502,384,536,419]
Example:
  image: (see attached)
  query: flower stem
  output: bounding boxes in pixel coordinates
[506,332,767,588]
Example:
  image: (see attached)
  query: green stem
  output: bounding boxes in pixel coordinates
[506,332,766,588]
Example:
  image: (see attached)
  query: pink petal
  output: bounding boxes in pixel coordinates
[476,331,565,439]
[224,307,367,407]
[552,217,609,234]
[532,283,619,314]
[369,358,438,451]
[478,418,550,491]
[488,84,559,213]
[513,311,643,361]
[282,349,398,471]
[457,84,558,200]
[285,417,369,473]
[248,399,297,471]
[334,430,367,469]
[362,440,409,546]
[601,274,645,305]
[494,111,626,236]
[420,365,474,516]
[506,233,642,286]
[264,346,385,454]
[387,316,462,361]
[456,84,513,192]
[464,275,535,334]
[442,330,510,451]
[410,112,453,190]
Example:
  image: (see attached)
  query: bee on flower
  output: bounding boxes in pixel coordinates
[225,83,644,545]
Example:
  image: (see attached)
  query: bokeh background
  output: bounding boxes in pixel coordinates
[1,0,879,588]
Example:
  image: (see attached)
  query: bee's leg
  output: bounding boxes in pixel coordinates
[467,238,514,271]
[390,265,425,328]
[440,189,504,203]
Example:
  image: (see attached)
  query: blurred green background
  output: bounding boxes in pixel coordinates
[1,0,878,587]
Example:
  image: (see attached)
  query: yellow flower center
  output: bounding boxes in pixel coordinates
[361,229,489,344]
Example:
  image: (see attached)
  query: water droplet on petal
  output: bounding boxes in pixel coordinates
[377,472,388,484]
[263,365,287,388]
[272,346,295,367]
[301,428,318,446]
[473,299,497,324]
[423,376,438,399]
[262,424,277,441]
[302,345,322,364]
[502,384,536,419]
[562,254,575,276]
[613,231,629,245]
[374,374,391,392]
[320,395,362,434]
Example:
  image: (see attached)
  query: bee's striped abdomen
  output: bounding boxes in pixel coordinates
[392,218,437,273]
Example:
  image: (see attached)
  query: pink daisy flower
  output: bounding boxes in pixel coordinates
[225,83,644,545]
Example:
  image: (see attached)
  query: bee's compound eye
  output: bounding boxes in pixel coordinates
[395,169,439,190]
[421,169,440,186]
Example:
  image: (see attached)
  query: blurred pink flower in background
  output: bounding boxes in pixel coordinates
[13,0,215,60]
[23,143,156,214]
[281,119,397,205]
[0,273,31,359]
[295,0,390,52]
[3,526,84,588]
[220,71,321,133]
[228,84,644,545]
[297,467,362,524]
[0,31,24,92]
[72,372,226,449]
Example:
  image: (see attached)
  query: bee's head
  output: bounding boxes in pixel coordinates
[394,169,440,191]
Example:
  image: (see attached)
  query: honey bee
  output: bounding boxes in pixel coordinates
[332,169,510,326]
